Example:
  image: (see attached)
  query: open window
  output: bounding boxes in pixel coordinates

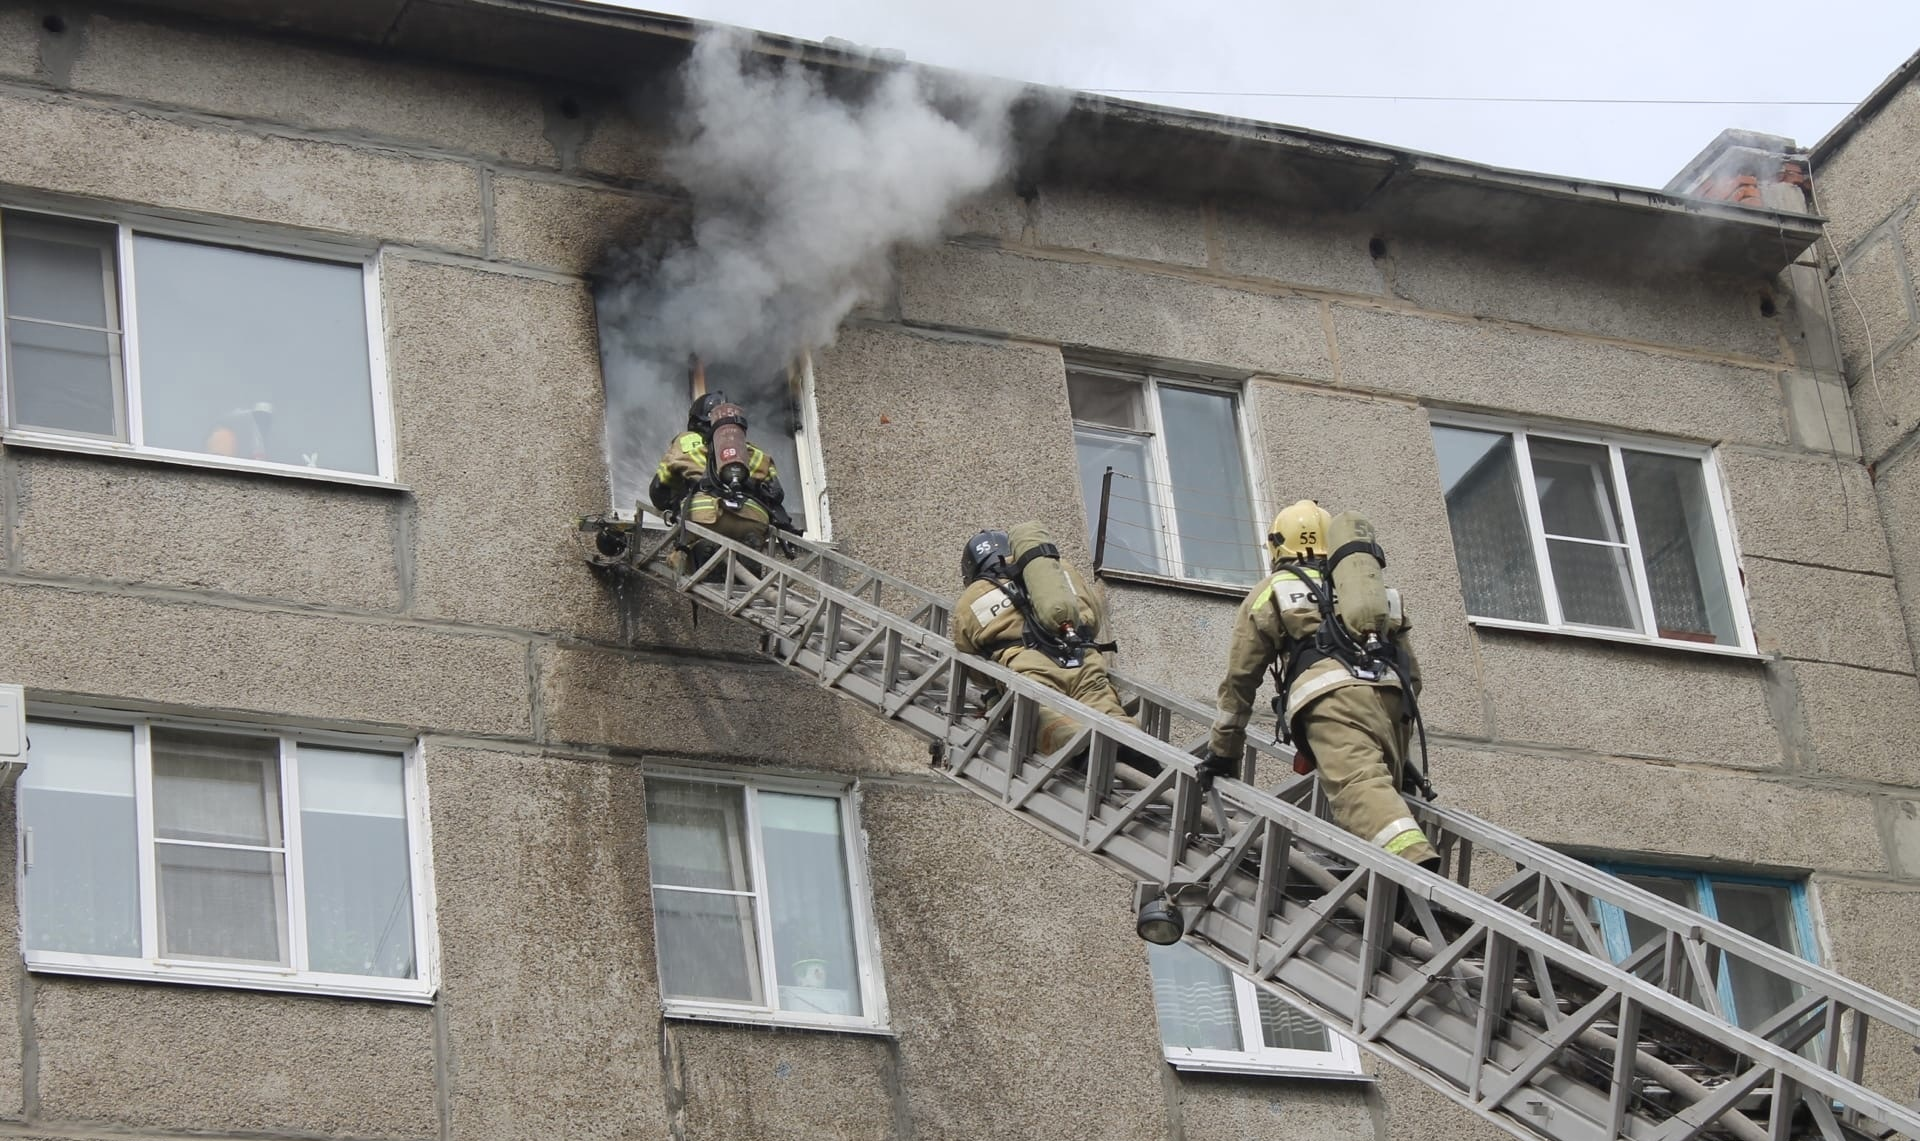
[599,348,829,539]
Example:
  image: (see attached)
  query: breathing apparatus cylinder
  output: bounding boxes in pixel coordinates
[1008,521,1086,647]
[1326,511,1390,641]
[708,403,751,506]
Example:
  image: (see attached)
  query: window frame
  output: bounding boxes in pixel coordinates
[1152,947,1367,1078]
[645,766,889,1035]
[17,706,438,1003]
[1070,364,1268,592]
[613,354,833,542]
[0,200,397,488]
[1589,865,1818,1028]
[1432,413,1756,656]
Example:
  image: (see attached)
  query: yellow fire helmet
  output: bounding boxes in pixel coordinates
[1267,499,1332,565]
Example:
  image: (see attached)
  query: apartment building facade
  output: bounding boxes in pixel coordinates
[0,3,1913,1139]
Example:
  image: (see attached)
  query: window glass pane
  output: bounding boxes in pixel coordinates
[156,844,289,964]
[1255,989,1332,1051]
[131,236,377,474]
[4,214,115,326]
[1076,425,1160,575]
[652,889,764,1004]
[1530,438,1639,630]
[20,721,140,957]
[1068,373,1146,430]
[646,779,753,891]
[3,214,121,437]
[759,792,862,1017]
[152,729,283,847]
[298,748,415,979]
[1619,875,1698,964]
[1623,451,1738,645]
[1545,539,1642,631]
[1148,941,1244,1051]
[1434,426,1545,622]
[1531,439,1626,541]
[1711,882,1801,1030]
[1158,384,1261,585]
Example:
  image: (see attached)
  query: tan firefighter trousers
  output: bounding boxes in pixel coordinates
[997,646,1134,755]
[1300,685,1436,865]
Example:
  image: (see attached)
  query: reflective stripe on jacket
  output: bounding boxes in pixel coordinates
[1208,564,1418,758]
[655,431,777,524]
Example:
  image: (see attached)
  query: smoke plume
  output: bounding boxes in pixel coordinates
[597,30,1023,513]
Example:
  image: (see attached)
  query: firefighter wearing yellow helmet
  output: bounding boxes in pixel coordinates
[1202,500,1437,868]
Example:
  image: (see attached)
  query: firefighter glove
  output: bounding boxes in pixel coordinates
[1195,751,1237,791]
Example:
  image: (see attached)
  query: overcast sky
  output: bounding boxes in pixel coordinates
[604,0,1920,191]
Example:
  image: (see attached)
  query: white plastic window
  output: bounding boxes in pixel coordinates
[1432,418,1753,653]
[644,772,886,1032]
[1070,367,1264,588]
[597,349,830,539]
[17,714,433,1001]
[1148,941,1364,1077]
[0,206,393,482]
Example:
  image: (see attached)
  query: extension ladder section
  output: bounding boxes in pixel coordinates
[582,517,1920,1141]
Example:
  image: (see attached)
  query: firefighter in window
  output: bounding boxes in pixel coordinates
[950,523,1154,772]
[647,389,791,572]
[1203,500,1437,868]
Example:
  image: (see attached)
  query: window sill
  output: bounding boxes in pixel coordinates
[1164,1057,1374,1081]
[663,1004,894,1037]
[1,433,407,493]
[1094,566,1254,600]
[1468,617,1764,660]
[27,956,436,1004]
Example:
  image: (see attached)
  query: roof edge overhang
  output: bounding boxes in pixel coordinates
[100,0,1824,276]
[1811,46,1920,165]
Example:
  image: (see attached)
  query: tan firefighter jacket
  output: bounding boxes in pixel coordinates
[652,431,778,527]
[952,563,1106,666]
[1209,564,1421,758]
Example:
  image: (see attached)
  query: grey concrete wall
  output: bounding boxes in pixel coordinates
[1808,69,1920,1110]
[0,5,1914,1141]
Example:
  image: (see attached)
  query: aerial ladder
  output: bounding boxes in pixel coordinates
[579,515,1920,1141]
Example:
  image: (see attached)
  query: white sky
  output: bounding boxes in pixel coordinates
[603,0,1920,190]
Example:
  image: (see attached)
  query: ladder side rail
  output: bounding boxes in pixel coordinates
[739,526,955,634]
[954,745,1891,1141]
[1129,675,1920,1045]
[1214,781,1920,1139]
[645,523,1237,786]
[1420,800,1920,1043]
[620,522,1920,1138]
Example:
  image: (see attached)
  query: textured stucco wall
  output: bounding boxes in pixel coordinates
[0,5,1914,1141]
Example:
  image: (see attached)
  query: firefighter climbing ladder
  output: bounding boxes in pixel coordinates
[582,517,1920,1141]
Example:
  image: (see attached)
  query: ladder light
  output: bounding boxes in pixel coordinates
[1136,897,1185,945]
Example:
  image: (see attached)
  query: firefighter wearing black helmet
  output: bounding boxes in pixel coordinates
[649,391,786,565]
[949,529,1135,757]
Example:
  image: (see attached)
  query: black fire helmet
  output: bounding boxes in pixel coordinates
[961,530,1013,586]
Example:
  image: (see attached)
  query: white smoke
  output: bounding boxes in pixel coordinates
[597,30,1023,513]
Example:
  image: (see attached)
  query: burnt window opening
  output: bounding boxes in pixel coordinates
[598,345,824,537]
